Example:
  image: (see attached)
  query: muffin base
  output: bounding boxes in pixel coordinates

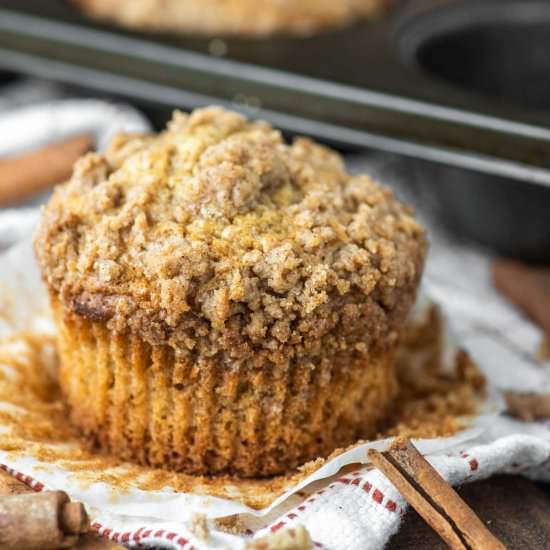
[52,297,398,477]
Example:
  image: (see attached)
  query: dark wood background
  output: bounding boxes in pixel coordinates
[389,476,550,549]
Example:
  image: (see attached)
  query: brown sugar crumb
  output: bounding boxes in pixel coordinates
[215,514,250,535]
[504,392,550,422]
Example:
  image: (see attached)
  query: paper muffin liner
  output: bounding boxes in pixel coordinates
[51,296,398,477]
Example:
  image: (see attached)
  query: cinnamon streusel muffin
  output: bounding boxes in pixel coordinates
[72,0,393,36]
[35,107,426,477]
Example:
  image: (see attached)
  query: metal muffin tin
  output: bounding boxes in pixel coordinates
[399,0,550,262]
[0,0,549,261]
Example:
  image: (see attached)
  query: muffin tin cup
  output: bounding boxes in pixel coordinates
[397,0,550,263]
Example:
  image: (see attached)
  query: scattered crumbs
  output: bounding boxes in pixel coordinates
[382,304,485,440]
[247,525,312,550]
[503,391,550,422]
[189,513,210,541]
[215,514,250,536]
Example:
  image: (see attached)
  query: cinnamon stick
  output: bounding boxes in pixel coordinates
[368,438,505,550]
[0,469,123,550]
[0,134,93,207]
[0,491,87,549]
[492,259,550,337]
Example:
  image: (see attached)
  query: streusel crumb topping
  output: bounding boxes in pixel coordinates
[35,107,426,363]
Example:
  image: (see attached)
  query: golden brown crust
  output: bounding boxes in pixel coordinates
[52,295,398,477]
[71,0,393,36]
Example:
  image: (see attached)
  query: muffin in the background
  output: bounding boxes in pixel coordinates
[34,106,425,477]
[72,0,394,36]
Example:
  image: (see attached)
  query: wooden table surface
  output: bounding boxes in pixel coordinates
[389,476,550,549]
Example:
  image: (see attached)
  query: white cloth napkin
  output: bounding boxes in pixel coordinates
[1,85,550,550]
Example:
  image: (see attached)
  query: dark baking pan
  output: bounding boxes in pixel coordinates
[0,0,550,261]
[0,70,15,86]
[398,0,550,262]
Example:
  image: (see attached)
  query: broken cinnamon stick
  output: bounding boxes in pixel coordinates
[368,438,505,550]
[0,469,123,550]
[0,134,93,207]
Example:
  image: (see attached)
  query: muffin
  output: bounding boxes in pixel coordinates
[72,0,393,36]
[34,107,426,477]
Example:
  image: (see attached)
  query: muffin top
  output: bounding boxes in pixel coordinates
[35,107,426,365]
[73,0,392,36]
